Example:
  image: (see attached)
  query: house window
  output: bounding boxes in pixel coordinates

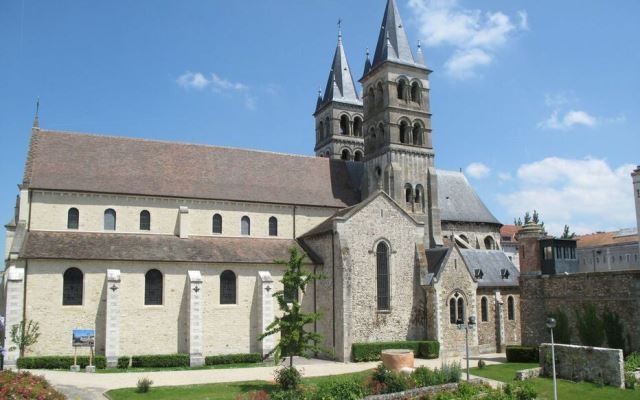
[67,208,79,229]
[220,270,236,304]
[507,296,515,320]
[63,267,83,305]
[212,214,222,234]
[144,269,163,305]
[449,292,465,324]
[104,209,116,230]
[481,297,488,322]
[139,210,151,231]
[268,217,278,237]
[241,216,250,235]
[376,242,390,311]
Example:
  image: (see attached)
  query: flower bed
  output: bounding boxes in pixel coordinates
[0,370,66,399]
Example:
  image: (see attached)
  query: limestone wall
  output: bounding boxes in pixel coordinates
[520,271,640,352]
[441,222,501,250]
[24,259,289,357]
[476,289,521,354]
[540,343,625,388]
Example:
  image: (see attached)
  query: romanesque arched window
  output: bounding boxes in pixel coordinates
[376,242,390,311]
[220,270,236,304]
[405,184,413,203]
[104,209,116,231]
[145,269,163,305]
[269,216,278,237]
[241,216,250,235]
[354,150,363,162]
[399,121,410,144]
[377,123,385,141]
[481,297,488,322]
[368,87,375,112]
[139,210,151,231]
[341,149,350,160]
[414,185,424,207]
[67,208,79,230]
[63,267,83,305]
[484,236,495,250]
[353,117,363,137]
[411,81,421,103]
[397,79,407,100]
[507,296,515,320]
[340,115,349,135]
[449,292,465,324]
[457,297,465,323]
[318,121,324,140]
[376,82,384,109]
[212,213,222,234]
[324,117,330,137]
[412,123,423,145]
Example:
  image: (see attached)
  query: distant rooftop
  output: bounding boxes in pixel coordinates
[577,228,638,248]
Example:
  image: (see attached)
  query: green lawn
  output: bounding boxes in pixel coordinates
[105,370,372,400]
[471,362,638,400]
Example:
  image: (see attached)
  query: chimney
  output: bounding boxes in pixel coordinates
[179,206,189,239]
[515,222,545,274]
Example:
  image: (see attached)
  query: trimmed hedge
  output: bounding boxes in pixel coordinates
[205,353,262,365]
[130,354,190,368]
[506,346,539,363]
[17,356,106,370]
[351,341,440,362]
[117,356,130,369]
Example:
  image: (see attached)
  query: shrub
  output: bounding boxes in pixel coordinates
[275,366,302,391]
[205,353,262,365]
[130,354,189,368]
[117,356,130,369]
[575,303,605,347]
[506,346,539,363]
[269,390,305,400]
[370,363,414,394]
[0,370,66,399]
[17,355,106,369]
[504,381,537,400]
[602,309,626,351]
[351,340,439,362]
[313,376,368,400]
[549,309,571,344]
[477,359,486,369]
[136,377,153,393]
[625,352,640,372]
[624,372,637,390]
[236,391,270,400]
[440,361,462,383]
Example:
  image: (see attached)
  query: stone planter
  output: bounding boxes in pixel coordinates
[381,349,414,372]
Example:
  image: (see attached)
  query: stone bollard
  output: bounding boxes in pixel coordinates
[381,349,414,372]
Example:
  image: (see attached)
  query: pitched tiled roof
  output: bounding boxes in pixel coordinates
[576,228,638,248]
[23,130,360,208]
[500,225,520,242]
[437,170,501,225]
[21,231,308,264]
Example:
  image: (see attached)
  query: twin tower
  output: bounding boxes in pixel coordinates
[313,0,442,247]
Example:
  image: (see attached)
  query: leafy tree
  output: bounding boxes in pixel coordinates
[549,309,571,344]
[260,247,325,368]
[524,212,531,225]
[532,210,540,224]
[561,225,576,239]
[574,303,604,347]
[602,309,626,352]
[514,217,523,226]
[9,320,41,358]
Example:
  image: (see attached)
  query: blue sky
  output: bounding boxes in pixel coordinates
[1,0,638,239]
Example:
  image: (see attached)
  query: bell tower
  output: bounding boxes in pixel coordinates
[360,0,442,247]
[314,28,364,161]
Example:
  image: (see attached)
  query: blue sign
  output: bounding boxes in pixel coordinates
[72,329,95,347]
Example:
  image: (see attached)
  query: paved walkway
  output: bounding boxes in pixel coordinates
[27,353,506,400]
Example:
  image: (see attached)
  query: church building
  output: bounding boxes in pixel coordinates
[2,0,520,368]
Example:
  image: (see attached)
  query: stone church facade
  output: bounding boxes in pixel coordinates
[2,0,520,368]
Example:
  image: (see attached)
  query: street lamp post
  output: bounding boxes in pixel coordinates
[546,317,558,400]
[457,316,476,381]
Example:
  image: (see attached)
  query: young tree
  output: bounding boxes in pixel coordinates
[532,210,540,224]
[523,212,531,224]
[9,320,41,358]
[561,225,576,239]
[260,247,324,368]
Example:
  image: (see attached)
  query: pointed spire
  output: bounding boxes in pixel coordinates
[415,40,426,66]
[371,0,416,69]
[362,48,372,77]
[32,97,40,128]
[321,24,361,106]
[315,89,323,110]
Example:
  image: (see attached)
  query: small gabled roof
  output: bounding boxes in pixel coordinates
[371,0,417,70]
[319,32,361,108]
[459,249,520,287]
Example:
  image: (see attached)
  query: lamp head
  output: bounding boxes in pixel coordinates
[546,317,556,329]
[468,316,476,326]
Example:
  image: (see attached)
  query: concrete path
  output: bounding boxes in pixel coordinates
[27,353,506,400]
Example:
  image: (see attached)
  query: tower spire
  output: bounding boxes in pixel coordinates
[371,0,416,70]
[320,24,360,105]
[362,48,372,77]
[415,40,426,66]
[32,97,40,128]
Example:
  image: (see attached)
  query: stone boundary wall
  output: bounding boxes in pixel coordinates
[540,343,625,388]
[363,380,480,400]
[515,367,541,381]
[520,271,640,352]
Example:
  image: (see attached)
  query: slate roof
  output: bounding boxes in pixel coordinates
[437,170,501,225]
[21,231,308,264]
[319,33,361,109]
[371,0,416,70]
[23,130,360,208]
[460,249,519,287]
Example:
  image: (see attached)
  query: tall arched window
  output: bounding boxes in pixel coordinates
[411,82,421,103]
[145,269,163,305]
[353,117,363,137]
[269,216,278,236]
[399,121,410,144]
[139,210,151,231]
[376,242,390,311]
[481,297,488,322]
[457,297,465,323]
[354,151,363,162]
[449,298,457,323]
[376,82,384,109]
[484,236,495,250]
[405,184,413,203]
[220,270,236,304]
[241,216,250,235]
[368,87,375,112]
[324,117,330,137]
[507,296,515,320]
[104,209,116,231]
[340,115,349,135]
[212,213,222,234]
[377,123,385,141]
[449,292,465,324]
[63,267,83,305]
[412,123,423,145]
[341,149,350,160]
[397,79,407,100]
[318,121,324,140]
[67,208,79,230]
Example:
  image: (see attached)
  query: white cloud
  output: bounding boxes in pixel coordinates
[177,72,210,90]
[498,172,512,182]
[497,158,636,235]
[177,71,253,110]
[407,0,526,79]
[465,162,491,179]
[538,109,597,130]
